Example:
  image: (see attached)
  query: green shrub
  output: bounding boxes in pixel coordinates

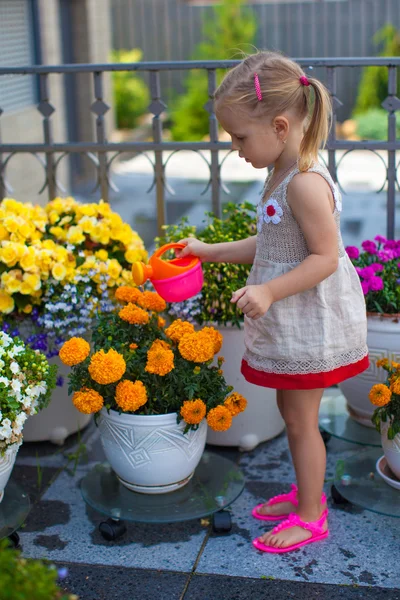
[0,539,76,600]
[111,49,150,129]
[170,0,257,141]
[354,108,400,140]
[354,25,400,115]
[156,202,257,327]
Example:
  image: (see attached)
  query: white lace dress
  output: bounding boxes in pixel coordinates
[241,163,369,390]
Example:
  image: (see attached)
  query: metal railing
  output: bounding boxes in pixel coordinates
[1,58,400,237]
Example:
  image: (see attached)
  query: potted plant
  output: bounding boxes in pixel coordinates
[340,236,400,426]
[369,359,400,478]
[0,197,146,444]
[59,286,247,494]
[0,330,57,502]
[157,203,284,450]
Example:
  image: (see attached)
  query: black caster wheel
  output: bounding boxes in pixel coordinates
[8,531,21,549]
[320,429,331,447]
[99,518,127,541]
[212,510,232,534]
[331,484,350,505]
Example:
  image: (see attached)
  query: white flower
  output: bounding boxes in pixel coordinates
[0,418,12,440]
[11,380,22,395]
[13,412,27,435]
[0,376,9,388]
[10,361,20,374]
[263,198,283,225]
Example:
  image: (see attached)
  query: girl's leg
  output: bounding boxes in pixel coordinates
[258,388,327,549]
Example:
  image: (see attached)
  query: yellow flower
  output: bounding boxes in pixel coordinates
[19,247,37,272]
[206,406,233,432]
[138,291,166,313]
[49,226,66,240]
[0,290,14,314]
[158,316,166,328]
[198,327,223,354]
[88,349,126,384]
[369,383,392,407]
[180,399,206,425]
[115,286,142,304]
[52,263,67,281]
[178,331,214,363]
[115,380,147,412]
[119,303,150,325]
[0,245,18,267]
[79,216,97,235]
[95,249,108,261]
[165,319,195,343]
[390,378,400,395]
[59,337,91,366]
[23,304,33,314]
[125,248,147,264]
[1,270,22,294]
[107,259,122,280]
[0,224,9,241]
[3,216,19,234]
[20,273,41,295]
[66,226,85,245]
[72,388,104,414]
[145,339,174,376]
[224,393,247,417]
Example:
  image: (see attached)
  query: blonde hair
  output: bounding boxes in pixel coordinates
[214,51,332,172]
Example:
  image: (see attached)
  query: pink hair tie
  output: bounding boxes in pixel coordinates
[254,73,262,102]
[300,75,310,87]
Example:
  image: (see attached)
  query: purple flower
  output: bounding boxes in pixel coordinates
[361,280,370,295]
[359,266,376,279]
[345,246,360,260]
[362,240,377,254]
[56,376,64,387]
[369,276,384,291]
[355,267,363,275]
[384,240,396,250]
[2,323,10,332]
[11,328,19,337]
[375,235,387,244]
[57,567,69,580]
[397,278,400,285]
[371,263,384,272]
[377,249,395,263]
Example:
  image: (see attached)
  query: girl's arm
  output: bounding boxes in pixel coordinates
[177,235,257,265]
[231,174,338,319]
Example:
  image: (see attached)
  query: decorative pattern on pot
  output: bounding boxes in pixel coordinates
[98,409,207,494]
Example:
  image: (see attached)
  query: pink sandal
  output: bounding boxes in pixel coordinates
[252,509,329,554]
[252,484,327,522]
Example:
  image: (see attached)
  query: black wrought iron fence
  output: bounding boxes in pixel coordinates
[0,58,400,237]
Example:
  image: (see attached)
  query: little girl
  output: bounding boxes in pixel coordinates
[178,51,368,554]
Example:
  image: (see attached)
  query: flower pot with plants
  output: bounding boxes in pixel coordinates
[0,330,57,502]
[340,237,400,426]
[369,359,400,480]
[157,203,285,450]
[0,197,147,443]
[59,286,247,494]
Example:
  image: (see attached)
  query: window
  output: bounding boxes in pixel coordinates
[0,0,37,114]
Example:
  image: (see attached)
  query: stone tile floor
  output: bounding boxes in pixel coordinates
[8,413,400,600]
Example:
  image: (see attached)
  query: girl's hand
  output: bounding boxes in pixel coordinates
[231,283,274,320]
[176,238,213,262]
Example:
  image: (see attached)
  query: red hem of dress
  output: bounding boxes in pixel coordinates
[241,355,370,390]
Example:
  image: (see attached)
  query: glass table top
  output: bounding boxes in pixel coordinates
[334,448,400,518]
[80,451,245,523]
[319,394,381,447]
[0,480,30,539]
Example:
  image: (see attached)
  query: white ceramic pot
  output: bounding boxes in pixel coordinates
[0,444,19,503]
[98,408,207,494]
[206,325,285,451]
[22,356,91,445]
[381,422,400,479]
[339,314,400,427]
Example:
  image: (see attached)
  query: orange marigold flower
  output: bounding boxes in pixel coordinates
[158,316,166,328]
[369,383,392,407]
[119,302,150,325]
[72,388,104,414]
[138,291,166,313]
[207,405,233,432]
[88,349,126,384]
[115,286,142,304]
[115,379,147,412]
[165,319,195,343]
[180,399,207,425]
[199,327,223,354]
[224,393,247,417]
[376,358,389,368]
[145,339,174,376]
[391,361,400,370]
[390,378,400,395]
[129,343,138,350]
[217,369,223,376]
[59,337,90,366]
[178,331,214,363]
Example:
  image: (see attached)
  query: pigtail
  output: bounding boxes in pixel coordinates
[298,79,332,172]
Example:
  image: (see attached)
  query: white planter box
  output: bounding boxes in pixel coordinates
[0,444,19,503]
[98,408,207,494]
[381,422,400,480]
[339,315,400,427]
[206,325,285,451]
[22,356,91,445]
